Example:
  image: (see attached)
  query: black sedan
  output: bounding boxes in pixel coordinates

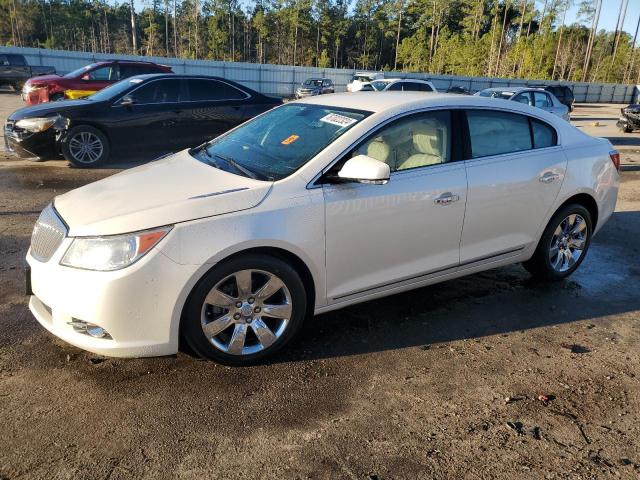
[4,74,282,167]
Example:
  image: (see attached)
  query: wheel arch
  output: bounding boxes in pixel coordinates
[555,192,599,230]
[176,246,318,340]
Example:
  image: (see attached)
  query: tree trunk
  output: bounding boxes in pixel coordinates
[129,0,137,54]
[612,0,628,61]
[583,0,602,81]
[552,3,568,79]
[394,1,403,70]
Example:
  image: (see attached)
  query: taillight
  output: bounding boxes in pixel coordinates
[609,150,620,171]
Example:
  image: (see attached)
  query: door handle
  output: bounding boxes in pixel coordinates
[539,171,560,183]
[434,192,460,205]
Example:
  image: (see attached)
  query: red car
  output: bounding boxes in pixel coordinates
[22,60,173,105]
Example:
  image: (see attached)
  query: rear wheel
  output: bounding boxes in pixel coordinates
[523,204,592,281]
[62,125,110,168]
[182,254,307,365]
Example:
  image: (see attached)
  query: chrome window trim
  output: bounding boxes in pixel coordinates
[306,104,562,190]
[112,77,250,107]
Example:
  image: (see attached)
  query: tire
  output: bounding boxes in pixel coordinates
[624,126,633,133]
[181,254,307,366]
[61,125,110,168]
[523,204,593,281]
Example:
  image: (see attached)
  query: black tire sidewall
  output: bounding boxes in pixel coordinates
[533,204,593,280]
[182,254,307,366]
[62,125,110,168]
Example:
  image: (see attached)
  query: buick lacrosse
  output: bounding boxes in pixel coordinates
[26,93,619,365]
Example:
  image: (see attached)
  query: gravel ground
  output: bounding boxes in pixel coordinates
[1,92,639,479]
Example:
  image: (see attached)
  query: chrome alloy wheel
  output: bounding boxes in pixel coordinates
[200,269,292,355]
[68,131,104,164]
[549,214,588,272]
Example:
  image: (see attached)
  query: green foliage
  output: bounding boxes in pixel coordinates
[0,0,638,83]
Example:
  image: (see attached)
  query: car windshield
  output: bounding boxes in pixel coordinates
[192,104,370,181]
[303,79,323,87]
[63,64,98,79]
[370,80,388,91]
[478,90,513,100]
[85,77,145,102]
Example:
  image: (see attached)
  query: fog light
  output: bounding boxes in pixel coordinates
[67,319,112,339]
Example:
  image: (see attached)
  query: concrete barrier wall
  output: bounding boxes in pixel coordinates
[2,46,637,103]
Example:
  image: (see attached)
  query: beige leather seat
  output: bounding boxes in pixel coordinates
[360,137,391,164]
[398,122,444,170]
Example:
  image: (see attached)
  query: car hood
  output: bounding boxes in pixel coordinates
[8,99,95,121]
[54,150,273,236]
[25,74,63,85]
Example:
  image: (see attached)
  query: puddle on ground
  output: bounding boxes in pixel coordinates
[571,244,635,297]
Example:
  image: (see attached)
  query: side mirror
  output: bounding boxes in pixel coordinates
[120,95,135,107]
[336,155,390,185]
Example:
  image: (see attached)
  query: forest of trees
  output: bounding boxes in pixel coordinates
[1,0,639,84]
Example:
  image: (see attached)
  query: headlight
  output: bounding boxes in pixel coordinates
[61,226,172,271]
[15,116,58,132]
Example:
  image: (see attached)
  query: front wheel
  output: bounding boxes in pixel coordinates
[61,125,110,168]
[523,204,592,281]
[182,254,307,365]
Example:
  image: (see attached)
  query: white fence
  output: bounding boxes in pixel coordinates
[2,46,637,103]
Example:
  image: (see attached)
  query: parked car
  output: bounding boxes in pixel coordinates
[346,71,384,92]
[5,74,282,167]
[0,53,55,90]
[530,84,575,111]
[21,60,173,105]
[295,78,334,98]
[363,78,436,92]
[25,92,619,365]
[475,87,570,121]
[616,103,640,132]
[446,85,471,95]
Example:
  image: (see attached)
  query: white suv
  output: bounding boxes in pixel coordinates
[346,72,384,92]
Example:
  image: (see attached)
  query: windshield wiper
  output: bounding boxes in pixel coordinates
[200,149,265,180]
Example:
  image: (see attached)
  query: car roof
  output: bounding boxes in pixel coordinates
[481,86,546,94]
[290,91,502,113]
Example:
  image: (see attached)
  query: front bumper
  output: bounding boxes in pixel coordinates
[4,121,58,159]
[27,234,197,358]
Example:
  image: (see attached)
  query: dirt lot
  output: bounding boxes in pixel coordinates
[1,91,639,479]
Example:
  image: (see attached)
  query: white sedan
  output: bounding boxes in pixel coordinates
[26,93,620,365]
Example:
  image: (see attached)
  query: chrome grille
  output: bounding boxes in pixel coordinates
[30,204,67,262]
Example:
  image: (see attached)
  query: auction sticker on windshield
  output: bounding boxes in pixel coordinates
[281,134,299,145]
[320,113,357,128]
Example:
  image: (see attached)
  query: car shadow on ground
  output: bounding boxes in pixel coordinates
[264,210,640,364]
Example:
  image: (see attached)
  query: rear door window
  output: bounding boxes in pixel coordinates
[466,110,532,158]
[186,79,246,101]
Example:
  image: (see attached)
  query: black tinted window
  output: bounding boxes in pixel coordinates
[133,79,181,103]
[8,54,26,66]
[119,64,145,78]
[187,79,245,101]
[531,119,557,148]
[467,110,532,158]
[387,82,403,91]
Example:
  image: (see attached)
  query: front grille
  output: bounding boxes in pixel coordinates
[30,204,67,262]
